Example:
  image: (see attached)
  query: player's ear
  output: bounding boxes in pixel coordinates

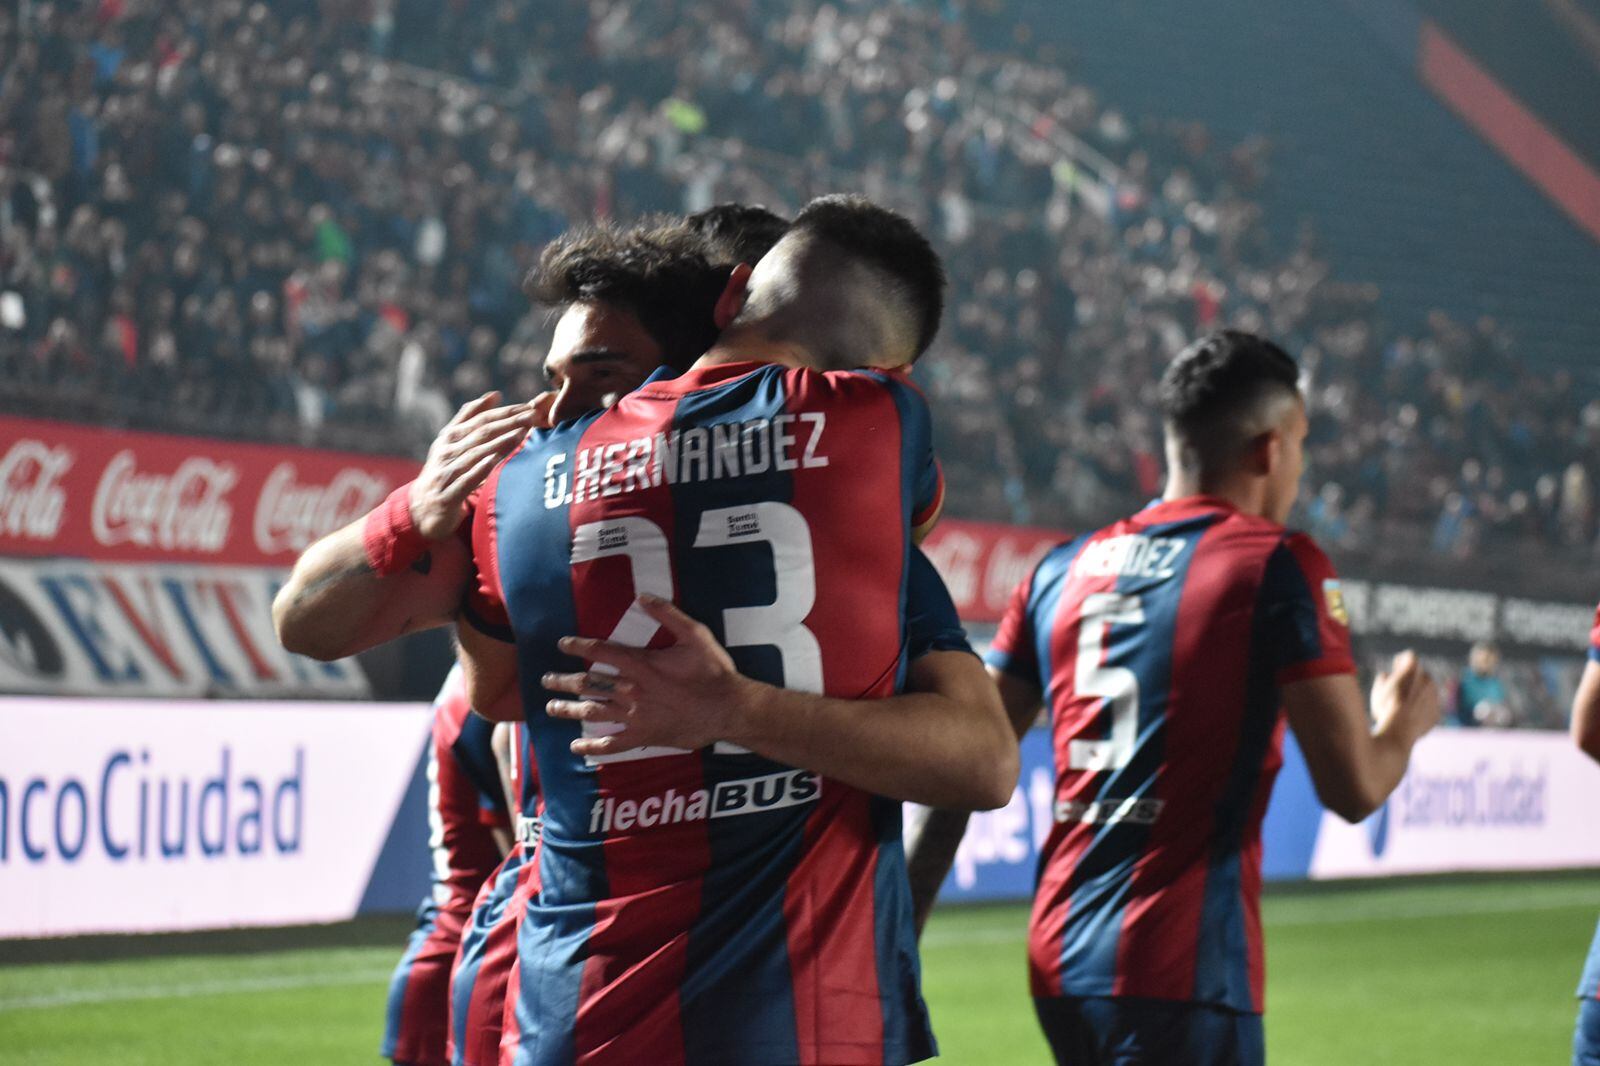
[713,264,753,330]
[1246,429,1279,476]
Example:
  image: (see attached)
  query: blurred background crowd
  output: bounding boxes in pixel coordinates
[3,0,1598,581]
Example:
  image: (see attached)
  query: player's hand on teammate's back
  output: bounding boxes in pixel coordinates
[544,596,755,757]
[1371,650,1443,743]
[410,391,550,540]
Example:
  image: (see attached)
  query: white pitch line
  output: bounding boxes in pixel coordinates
[0,967,394,1012]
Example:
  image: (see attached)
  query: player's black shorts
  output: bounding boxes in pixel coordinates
[1034,995,1264,1066]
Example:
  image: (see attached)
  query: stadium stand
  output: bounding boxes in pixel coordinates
[2,0,1599,579]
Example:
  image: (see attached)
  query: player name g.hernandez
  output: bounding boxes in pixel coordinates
[588,768,821,834]
[544,413,829,509]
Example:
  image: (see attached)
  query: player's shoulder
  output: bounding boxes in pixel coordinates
[1018,532,1092,597]
[784,365,928,406]
[1198,506,1318,560]
[529,406,610,444]
[1272,526,1339,580]
[1209,519,1341,605]
[488,408,608,486]
[488,413,592,475]
[1038,531,1093,570]
[1131,498,1336,582]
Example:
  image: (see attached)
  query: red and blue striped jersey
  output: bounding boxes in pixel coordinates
[466,361,946,1066]
[454,552,969,1066]
[384,666,510,1066]
[986,496,1355,1015]
[451,722,541,1066]
[1589,603,1600,663]
[429,666,511,904]
[452,843,539,1066]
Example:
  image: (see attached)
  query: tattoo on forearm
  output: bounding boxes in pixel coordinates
[291,556,377,608]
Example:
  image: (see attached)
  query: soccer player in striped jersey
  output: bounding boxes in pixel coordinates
[275,200,1008,1064]
[455,196,1015,1066]
[1568,605,1600,1065]
[454,205,990,1066]
[914,331,1440,1065]
[450,719,540,1066]
[384,664,512,1066]
[447,218,758,1066]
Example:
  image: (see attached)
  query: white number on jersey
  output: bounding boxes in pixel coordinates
[1068,592,1144,773]
[568,503,820,764]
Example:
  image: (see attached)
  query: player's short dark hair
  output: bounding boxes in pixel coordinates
[1158,330,1301,474]
[787,195,946,361]
[684,203,791,267]
[524,219,726,371]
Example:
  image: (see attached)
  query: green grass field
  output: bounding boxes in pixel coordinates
[2,872,1595,1064]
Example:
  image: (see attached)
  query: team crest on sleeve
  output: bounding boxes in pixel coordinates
[1322,578,1350,627]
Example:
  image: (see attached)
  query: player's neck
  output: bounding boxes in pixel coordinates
[696,329,809,370]
[1162,474,1269,520]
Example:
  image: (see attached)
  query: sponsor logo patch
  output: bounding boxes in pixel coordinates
[1323,578,1350,627]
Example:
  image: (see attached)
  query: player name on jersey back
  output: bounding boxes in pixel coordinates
[542,413,830,509]
[1071,532,1189,581]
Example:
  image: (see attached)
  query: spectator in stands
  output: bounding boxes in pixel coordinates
[1456,642,1512,728]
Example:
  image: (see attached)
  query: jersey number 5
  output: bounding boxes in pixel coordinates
[1069,592,1144,772]
[570,502,822,764]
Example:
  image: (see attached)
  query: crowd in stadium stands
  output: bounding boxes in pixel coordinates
[4,0,1600,576]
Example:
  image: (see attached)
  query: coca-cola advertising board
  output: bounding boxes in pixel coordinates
[0,416,418,566]
[0,414,1063,616]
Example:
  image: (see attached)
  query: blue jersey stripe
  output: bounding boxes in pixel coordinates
[904,547,973,660]
[1027,539,1087,699]
[512,896,590,1066]
[493,418,597,1066]
[451,854,526,1064]
[495,416,604,865]
[981,537,1086,689]
[453,712,506,817]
